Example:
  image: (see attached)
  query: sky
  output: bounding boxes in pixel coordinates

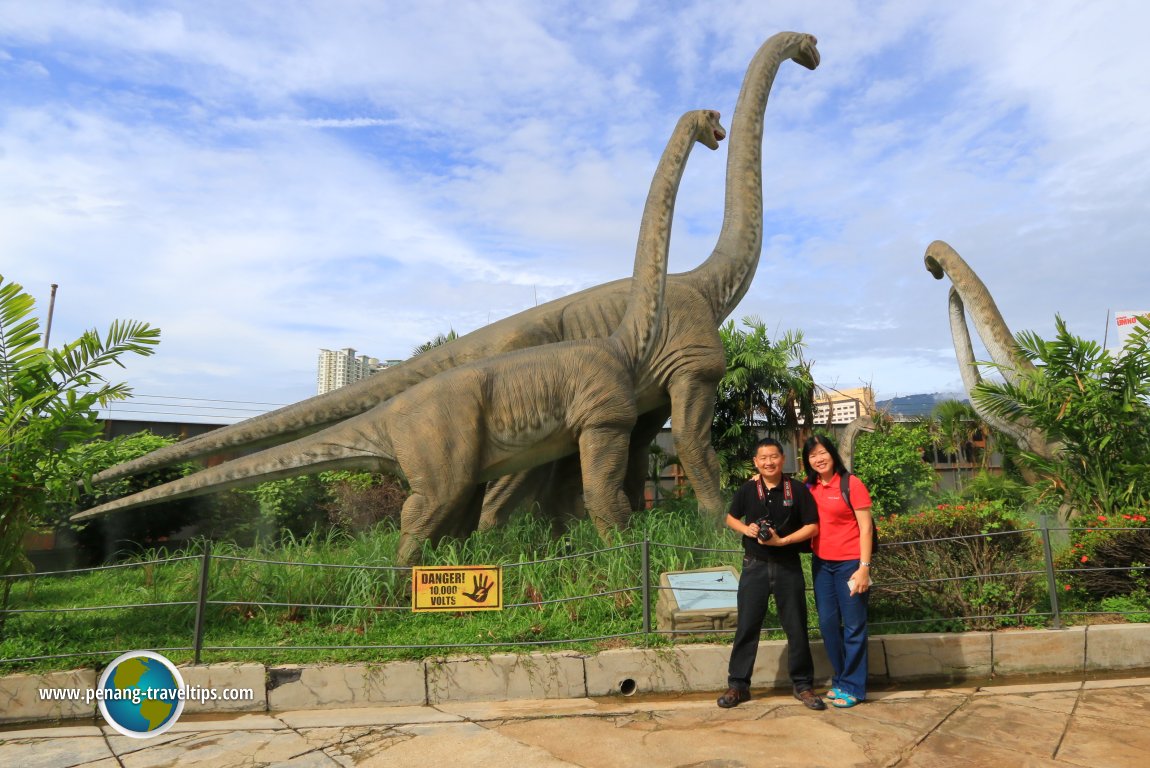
[2,0,1148,424]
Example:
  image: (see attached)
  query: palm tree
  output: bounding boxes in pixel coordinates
[411,329,458,357]
[1,274,158,626]
[713,316,815,488]
[929,399,981,489]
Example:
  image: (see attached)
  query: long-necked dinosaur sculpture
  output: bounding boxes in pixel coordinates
[90,32,820,525]
[924,240,1057,463]
[75,110,728,564]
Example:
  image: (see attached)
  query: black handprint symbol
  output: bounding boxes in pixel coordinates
[462,573,494,603]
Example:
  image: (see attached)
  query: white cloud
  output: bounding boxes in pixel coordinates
[2,0,1148,420]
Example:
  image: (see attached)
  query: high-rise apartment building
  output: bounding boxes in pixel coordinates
[316,348,400,394]
[810,386,876,425]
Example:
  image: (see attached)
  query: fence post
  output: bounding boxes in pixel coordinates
[641,536,651,639]
[192,540,212,664]
[1038,514,1062,629]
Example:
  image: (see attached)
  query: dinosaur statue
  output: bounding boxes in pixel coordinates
[74,110,729,564]
[838,413,875,472]
[90,31,821,526]
[923,240,1058,464]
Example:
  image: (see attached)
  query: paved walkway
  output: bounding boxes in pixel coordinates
[2,677,1148,767]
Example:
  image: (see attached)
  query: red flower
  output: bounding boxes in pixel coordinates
[1097,515,1108,522]
[1080,555,1089,563]
[1064,584,1072,591]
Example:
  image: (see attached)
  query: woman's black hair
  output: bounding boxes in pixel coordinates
[802,434,849,486]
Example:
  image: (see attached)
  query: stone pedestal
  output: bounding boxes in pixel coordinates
[655,565,740,636]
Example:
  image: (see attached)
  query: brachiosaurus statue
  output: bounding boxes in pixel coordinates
[75,110,728,564]
[90,32,820,526]
[923,240,1058,465]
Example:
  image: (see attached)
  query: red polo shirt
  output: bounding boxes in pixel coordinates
[809,473,873,560]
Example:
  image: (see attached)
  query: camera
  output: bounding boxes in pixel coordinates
[754,518,774,540]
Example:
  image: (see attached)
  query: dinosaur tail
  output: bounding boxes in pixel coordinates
[92,331,488,485]
[73,425,394,521]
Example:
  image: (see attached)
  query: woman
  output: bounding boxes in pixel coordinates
[802,434,875,708]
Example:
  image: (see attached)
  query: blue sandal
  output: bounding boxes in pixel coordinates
[832,691,860,708]
[825,686,845,700]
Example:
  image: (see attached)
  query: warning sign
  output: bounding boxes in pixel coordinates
[411,566,502,612]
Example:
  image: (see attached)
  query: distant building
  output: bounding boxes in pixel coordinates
[809,386,876,426]
[316,348,401,394]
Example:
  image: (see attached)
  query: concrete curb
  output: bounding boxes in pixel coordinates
[3,623,1149,724]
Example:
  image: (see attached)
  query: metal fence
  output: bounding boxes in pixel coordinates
[1,516,1147,668]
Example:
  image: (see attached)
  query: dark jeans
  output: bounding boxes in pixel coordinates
[727,554,814,692]
[812,556,869,699]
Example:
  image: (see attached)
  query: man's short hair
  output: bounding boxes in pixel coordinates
[754,437,785,454]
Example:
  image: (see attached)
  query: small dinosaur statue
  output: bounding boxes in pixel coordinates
[74,110,728,564]
[923,239,1058,464]
[90,32,821,527]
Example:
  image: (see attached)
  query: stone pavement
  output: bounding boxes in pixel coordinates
[2,677,1148,768]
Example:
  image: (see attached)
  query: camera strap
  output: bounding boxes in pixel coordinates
[755,476,794,528]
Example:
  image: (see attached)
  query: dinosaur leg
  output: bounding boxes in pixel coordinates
[537,454,587,533]
[478,466,553,531]
[395,479,480,565]
[624,406,671,511]
[577,426,632,539]
[390,404,483,564]
[667,375,726,522]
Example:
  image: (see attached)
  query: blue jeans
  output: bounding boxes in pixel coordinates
[812,557,869,700]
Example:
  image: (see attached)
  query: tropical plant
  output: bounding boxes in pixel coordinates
[411,328,458,356]
[922,398,988,488]
[852,417,935,515]
[972,315,1150,520]
[246,475,333,541]
[46,432,202,563]
[713,316,814,488]
[0,274,159,599]
[873,500,1043,630]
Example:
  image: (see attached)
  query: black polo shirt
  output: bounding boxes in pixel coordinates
[729,474,819,560]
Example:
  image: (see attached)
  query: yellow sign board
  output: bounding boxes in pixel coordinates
[411,566,503,612]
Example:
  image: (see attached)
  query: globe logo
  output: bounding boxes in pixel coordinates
[97,651,185,738]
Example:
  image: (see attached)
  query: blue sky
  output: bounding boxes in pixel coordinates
[2,1,1148,422]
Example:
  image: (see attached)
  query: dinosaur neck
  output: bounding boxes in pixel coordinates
[925,240,1034,385]
[947,288,1029,442]
[686,31,816,323]
[615,112,705,366]
[947,286,1055,460]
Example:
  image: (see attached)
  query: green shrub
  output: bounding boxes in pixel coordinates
[1056,510,1150,602]
[853,422,936,515]
[959,471,1029,509]
[873,500,1043,630]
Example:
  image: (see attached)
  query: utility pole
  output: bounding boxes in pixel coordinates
[44,284,59,348]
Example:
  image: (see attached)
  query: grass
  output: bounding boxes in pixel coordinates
[4,499,1104,675]
[1,502,777,673]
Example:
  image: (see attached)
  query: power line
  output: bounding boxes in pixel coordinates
[127,393,288,407]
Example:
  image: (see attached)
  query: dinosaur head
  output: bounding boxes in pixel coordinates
[698,110,727,150]
[924,239,952,280]
[793,33,820,70]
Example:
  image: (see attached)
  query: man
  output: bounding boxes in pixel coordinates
[718,437,826,711]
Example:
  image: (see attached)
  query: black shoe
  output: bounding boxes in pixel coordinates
[717,687,750,708]
[794,689,826,710]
